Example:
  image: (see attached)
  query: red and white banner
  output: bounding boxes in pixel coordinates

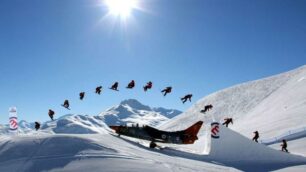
[211,122,220,139]
[9,107,18,132]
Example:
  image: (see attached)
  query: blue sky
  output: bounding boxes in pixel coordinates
[0,0,306,124]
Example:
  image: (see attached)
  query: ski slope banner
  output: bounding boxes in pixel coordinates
[211,122,220,139]
[9,107,18,132]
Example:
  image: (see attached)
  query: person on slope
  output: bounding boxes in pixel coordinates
[252,131,260,143]
[48,109,55,121]
[95,86,102,95]
[143,81,153,92]
[35,122,40,131]
[222,118,233,127]
[161,86,172,96]
[281,139,289,153]
[181,94,193,104]
[126,80,135,89]
[79,92,85,100]
[200,104,213,113]
[110,82,119,91]
[62,100,70,109]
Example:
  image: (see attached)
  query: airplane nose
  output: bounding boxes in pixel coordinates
[110,126,119,132]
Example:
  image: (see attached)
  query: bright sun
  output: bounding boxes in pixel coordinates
[105,0,137,18]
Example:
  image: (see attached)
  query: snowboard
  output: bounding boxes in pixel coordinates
[109,88,119,91]
[61,104,71,110]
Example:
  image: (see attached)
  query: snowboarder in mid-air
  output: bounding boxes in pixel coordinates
[200,104,213,113]
[281,139,289,153]
[35,122,40,131]
[62,100,70,110]
[110,82,119,91]
[222,118,233,127]
[143,81,152,92]
[181,94,193,104]
[126,80,135,89]
[79,92,85,100]
[252,131,259,143]
[95,86,102,94]
[161,87,172,96]
[48,109,55,121]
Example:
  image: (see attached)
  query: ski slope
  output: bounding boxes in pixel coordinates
[160,65,306,154]
[0,134,237,172]
[1,123,306,172]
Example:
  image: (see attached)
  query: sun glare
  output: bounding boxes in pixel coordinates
[105,0,137,18]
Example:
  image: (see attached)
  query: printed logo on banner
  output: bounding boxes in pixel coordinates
[9,107,18,132]
[211,122,220,139]
[9,117,18,130]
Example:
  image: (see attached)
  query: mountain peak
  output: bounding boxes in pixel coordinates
[119,99,152,111]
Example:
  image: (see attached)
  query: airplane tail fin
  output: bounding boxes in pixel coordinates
[182,121,204,144]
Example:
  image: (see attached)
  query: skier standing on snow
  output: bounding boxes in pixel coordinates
[143,81,152,91]
[222,118,233,127]
[252,131,259,143]
[181,94,193,104]
[48,109,55,121]
[35,122,40,131]
[110,82,119,91]
[95,86,102,94]
[126,80,135,89]
[79,92,85,100]
[161,87,172,96]
[281,139,289,153]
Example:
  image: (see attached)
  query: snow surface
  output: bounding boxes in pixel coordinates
[160,65,306,156]
[1,124,305,172]
[0,134,238,172]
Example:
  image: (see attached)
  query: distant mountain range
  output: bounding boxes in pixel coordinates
[0,99,182,134]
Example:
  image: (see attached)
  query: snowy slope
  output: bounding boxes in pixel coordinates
[1,124,306,171]
[41,114,111,134]
[161,65,306,141]
[99,99,181,126]
[0,134,237,172]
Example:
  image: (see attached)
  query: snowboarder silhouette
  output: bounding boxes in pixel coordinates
[181,94,193,104]
[222,118,233,127]
[161,87,172,96]
[110,82,119,91]
[143,81,152,92]
[200,104,213,113]
[79,92,85,100]
[48,109,55,121]
[35,122,40,131]
[281,139,289,153]
[62,100,70,110]
[95,86,102,94]
[126,80,135,89]
[252,131,259,143]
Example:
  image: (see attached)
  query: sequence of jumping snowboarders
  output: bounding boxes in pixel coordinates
[58,81,192,111]
[35,80,290,153]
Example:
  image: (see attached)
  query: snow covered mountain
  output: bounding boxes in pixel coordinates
[160,65,306,155]
[0,99,181,134]
[98,99,181,126]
